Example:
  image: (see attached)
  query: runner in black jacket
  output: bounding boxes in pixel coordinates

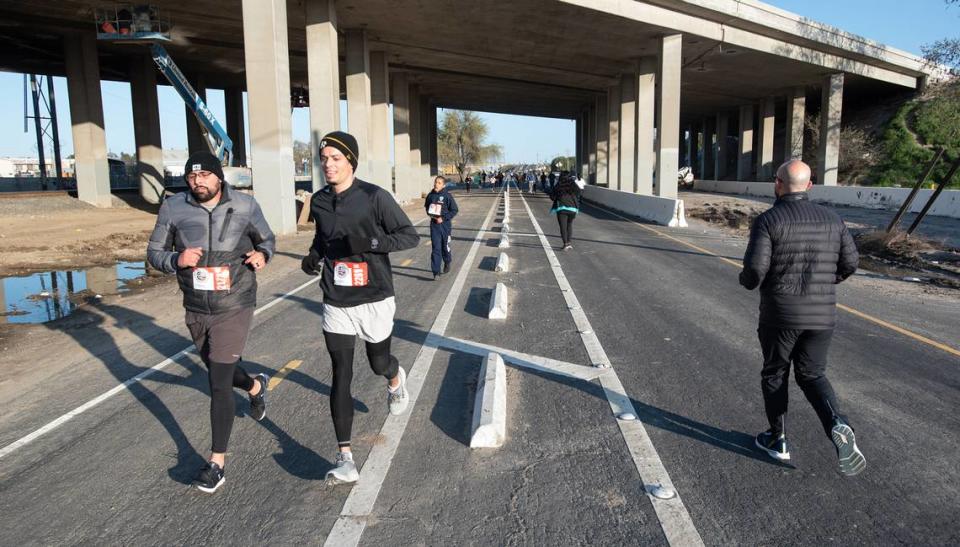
[301,131,418,483]
[424,175,459,279]
[740,159,865,476]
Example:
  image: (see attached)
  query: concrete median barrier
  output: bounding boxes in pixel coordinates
[470,352,506,448]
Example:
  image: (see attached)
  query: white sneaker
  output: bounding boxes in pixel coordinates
[388,366,409,416]
[326,451,359,483]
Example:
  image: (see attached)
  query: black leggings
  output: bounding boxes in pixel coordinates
[206,359,255,453]
[324,331,400,448]
[557,211,576,245]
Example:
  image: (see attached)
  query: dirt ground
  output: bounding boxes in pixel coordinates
[0,193,160,277]
[682,191,960,290]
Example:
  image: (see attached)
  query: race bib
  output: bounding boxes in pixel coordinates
[192,267,231,291]
[333,261,369,287]
[427,203,442,216]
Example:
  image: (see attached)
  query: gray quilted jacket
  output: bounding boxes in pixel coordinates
[147,184,276,314]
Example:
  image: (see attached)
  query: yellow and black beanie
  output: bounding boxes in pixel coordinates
[319,131,359,170]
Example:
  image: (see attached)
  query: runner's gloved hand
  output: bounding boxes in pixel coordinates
[345,235,373,255]
[300,249,321,275]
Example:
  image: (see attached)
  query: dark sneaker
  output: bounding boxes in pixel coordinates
[443,262,451,274]
[755,429,790,461]
[249,373,269,421]
[193,461,225,493]
[831,420,866,476]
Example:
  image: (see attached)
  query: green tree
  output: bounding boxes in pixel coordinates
[293,140,311,175]
[438,110,502,182]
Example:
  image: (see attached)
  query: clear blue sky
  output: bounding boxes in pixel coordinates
[0,0,955,162]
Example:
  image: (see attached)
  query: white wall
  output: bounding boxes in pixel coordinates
[582,185,687,227]
[693,180,960,219]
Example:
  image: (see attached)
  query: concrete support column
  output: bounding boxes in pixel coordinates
[419,94,431,192]
[428,105,438,176]
[129,53,164,204]
[817,73,844,186]
[635,57,656,195]
[345,29,371,158]
[184,75,207,153]
[606,84,620,190]
[242,0,296,234]
[737,104,754,181]
[369,52,390,164]
[786,86,805,161]
[409,85,421,169]
[701,117,715,180]
[368,50,392,189]
[618,74,636,192]
[306,0,340,190]
[595,95,608,186]
[655,34,682,199]
[757,97,776,181]
[715,112,729,179]
[63,33,110,207]
[584,103,597,184]
[224,87,247,167]
[391,73,411,199]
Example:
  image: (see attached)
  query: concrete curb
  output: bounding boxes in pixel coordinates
[495,253,510,272]
[498,234,510,248]
[470,352,506,448]
[488,283,508,319]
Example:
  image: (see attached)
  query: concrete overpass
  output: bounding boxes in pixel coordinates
[0,0,931,233]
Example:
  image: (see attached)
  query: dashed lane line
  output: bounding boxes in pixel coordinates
[519,192,705,547]
[586,202,960,360]
[268,360,303,391]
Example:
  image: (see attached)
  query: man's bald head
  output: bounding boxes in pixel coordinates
[776,160,812,192]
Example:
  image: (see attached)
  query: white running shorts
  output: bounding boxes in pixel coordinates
[322,296,396,343]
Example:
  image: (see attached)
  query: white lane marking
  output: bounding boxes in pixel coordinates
[325,188,504,546]
[518,193,705,547]
[438,336,606,382]
[0,277,316,460]
[0,217,432,461]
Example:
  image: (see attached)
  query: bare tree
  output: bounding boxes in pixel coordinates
[922,0,960,75]
[438,110,502,182]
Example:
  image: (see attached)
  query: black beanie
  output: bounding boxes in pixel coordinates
[319,131,359,170]
[184,151,225,182]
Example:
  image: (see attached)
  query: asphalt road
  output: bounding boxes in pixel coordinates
[0,187,957,545]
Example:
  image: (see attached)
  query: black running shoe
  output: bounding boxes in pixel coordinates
[249,373,268,421]
[831,419,866,476]
[193,462,225,493]
[443,262,451,274]
[755,429,790,461]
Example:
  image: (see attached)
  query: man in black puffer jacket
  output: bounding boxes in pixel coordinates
[740,159,865,476]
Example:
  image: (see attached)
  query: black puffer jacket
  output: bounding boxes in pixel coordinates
[739,192,858,329]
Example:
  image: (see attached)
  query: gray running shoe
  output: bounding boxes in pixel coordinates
[326,451,359,483]
[831,420,866,476]
[388,366,409,416]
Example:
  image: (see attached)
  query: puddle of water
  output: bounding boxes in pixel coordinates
[0,261,148,324]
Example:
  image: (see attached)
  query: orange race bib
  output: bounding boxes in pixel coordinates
[333,261,369,287]
[192,267,231,291]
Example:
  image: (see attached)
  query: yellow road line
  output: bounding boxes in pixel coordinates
[268,359,303,391]
[589,202,960,359]
[399,258,413,267]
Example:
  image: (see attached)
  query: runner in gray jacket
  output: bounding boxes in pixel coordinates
[147,150,276,493]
